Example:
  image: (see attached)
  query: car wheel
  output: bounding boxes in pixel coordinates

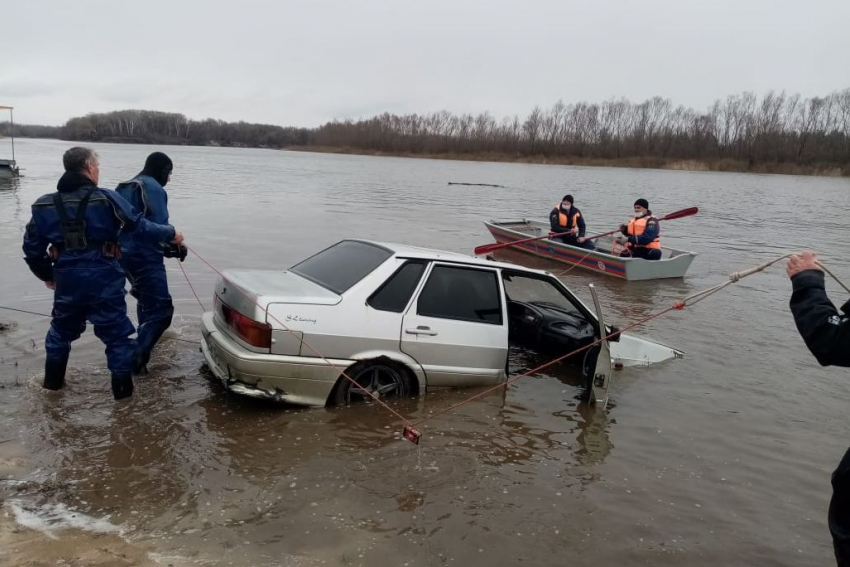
[333,360,414,405]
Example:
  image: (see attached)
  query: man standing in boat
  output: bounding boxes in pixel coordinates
[615,198,661,260]
[549,194,595,250]
[787,250,849,566]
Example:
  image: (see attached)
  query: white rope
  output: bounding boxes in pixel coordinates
[678,253,848,309]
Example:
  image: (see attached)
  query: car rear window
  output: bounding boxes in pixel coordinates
[291,241,393,294]
[368,260,427,312]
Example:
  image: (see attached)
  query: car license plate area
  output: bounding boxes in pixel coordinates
[207,340,228,377]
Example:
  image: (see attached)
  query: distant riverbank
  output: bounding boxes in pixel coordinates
[287,146,850,177]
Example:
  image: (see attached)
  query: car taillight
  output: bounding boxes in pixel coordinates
[215,295,272,349]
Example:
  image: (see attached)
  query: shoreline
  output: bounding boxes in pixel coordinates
[285,146,849,177]
[5,136,848,177]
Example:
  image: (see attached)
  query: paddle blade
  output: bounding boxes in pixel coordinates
[474,232,551,255]
[661,207,699,221]
[474,242,508,255]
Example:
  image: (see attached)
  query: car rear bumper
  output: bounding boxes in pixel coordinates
[200,311,351,406]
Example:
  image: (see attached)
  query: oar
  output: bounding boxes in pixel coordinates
[582,206,698,242]
[474,207,698,256]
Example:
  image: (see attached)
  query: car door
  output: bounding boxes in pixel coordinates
[400,263,508,386]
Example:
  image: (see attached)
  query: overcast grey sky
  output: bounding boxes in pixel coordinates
[2,0,849,127]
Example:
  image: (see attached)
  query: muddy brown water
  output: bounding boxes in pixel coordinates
[0,138,848,566]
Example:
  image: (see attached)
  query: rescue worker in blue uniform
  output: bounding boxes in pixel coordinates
[549,194,595,250]
[22,147,183,400]
[115,152,187,375]
[615,198,662,260]
[787,251,850,566]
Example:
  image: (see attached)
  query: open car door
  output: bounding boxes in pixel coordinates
[587,284,613,408]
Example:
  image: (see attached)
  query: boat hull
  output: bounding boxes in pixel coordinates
[484,219,696,281]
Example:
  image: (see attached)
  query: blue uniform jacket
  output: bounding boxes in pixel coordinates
[22,172,175,282]
[115,175,170,258]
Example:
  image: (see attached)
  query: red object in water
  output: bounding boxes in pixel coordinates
[403,425,422,445]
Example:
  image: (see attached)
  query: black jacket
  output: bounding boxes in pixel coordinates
[790,270,850,366]
[789,268,850,566]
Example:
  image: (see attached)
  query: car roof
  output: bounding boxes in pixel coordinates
[347,239,550,275]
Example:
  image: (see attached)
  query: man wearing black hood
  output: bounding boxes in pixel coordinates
[22,147,182,399]
[116,152,186,375]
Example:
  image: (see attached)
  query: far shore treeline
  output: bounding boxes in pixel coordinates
[2,89,849,176]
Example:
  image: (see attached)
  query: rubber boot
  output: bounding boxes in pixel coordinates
[112,373,134,400]
[132,350,149,377]
[43,358,68,391]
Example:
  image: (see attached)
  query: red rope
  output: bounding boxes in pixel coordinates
[183,243,688,442]
[184,244,412,425]
[409,303,682,428]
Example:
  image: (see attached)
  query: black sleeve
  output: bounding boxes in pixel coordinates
[576,212,586,237]
[22,218,53,282]
[549,208,565,233]
[789,269,850,367]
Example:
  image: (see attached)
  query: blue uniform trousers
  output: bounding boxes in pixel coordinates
[121,254,174,370]
[45,264,135,376]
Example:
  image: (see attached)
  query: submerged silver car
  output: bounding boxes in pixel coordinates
[200,240,681,407]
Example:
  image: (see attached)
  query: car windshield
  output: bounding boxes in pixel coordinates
[502,271,583,317]
[291,240,393,294]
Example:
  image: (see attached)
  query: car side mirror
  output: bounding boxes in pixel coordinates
[606,325,621,342]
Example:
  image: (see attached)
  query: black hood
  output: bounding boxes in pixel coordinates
[139,152,173,186]
[56,171,97,193]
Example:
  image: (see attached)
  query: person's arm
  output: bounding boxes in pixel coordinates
[103,190,179,245]
[549,208,566,234]
[629,217,659,246]
[576,212,586,237]
[22,216,53,284]
[789,269,850,367]
[144,183,170,225]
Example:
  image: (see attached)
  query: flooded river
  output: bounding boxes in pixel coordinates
[0,138,848,566]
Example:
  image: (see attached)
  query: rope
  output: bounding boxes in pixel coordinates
[6,247,848,443]
[178,259,207,312]
[676,253,795,309]
[410,251,850,429]
[410,304,680,427]
[819,262,850,294]
[0,305,51,318]
[184,244,414,426]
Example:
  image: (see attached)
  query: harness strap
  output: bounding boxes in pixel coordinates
[52,188,96,250]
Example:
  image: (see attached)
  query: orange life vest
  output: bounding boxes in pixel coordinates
[626,215,661,249]
[556,207,580,229]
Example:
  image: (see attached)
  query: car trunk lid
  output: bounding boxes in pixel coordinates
[215,270,341,353]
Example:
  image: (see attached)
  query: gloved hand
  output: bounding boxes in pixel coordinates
[619,224,628,235]
[164,243,189,262]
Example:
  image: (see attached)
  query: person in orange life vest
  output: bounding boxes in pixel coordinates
[614,198,662,260]
[549,194,595,250]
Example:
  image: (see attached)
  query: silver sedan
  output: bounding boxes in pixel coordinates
[200,240,681,407]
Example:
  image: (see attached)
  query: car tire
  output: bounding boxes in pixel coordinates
[330,359,416,406]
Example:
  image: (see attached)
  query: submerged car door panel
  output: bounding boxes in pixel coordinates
[401,264,508,386]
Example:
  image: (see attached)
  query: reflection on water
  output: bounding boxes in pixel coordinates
[0,176,23,225]
[0,138,848,566]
